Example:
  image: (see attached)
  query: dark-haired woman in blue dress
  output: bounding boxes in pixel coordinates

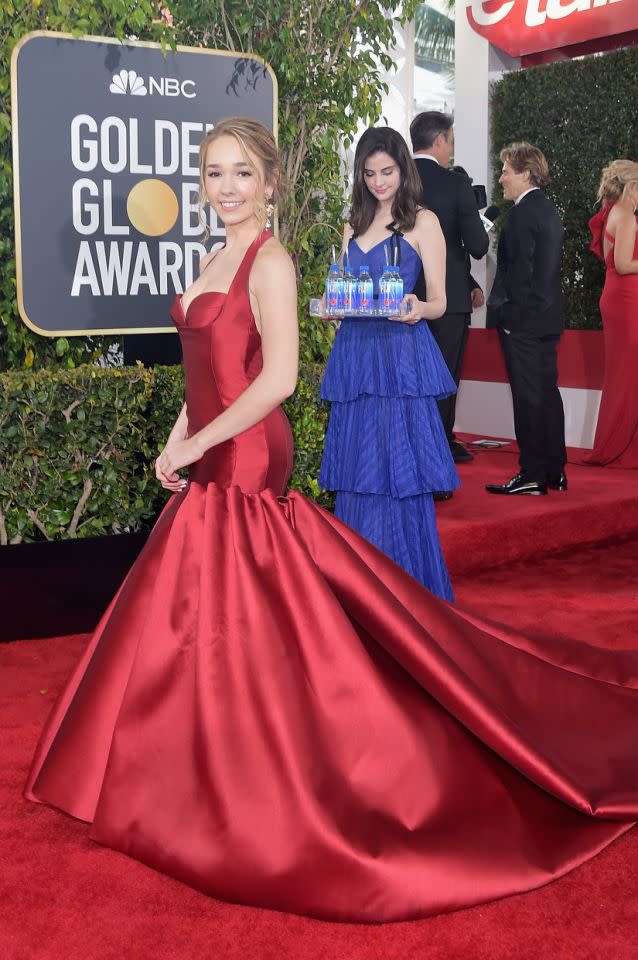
[320,126,458,600]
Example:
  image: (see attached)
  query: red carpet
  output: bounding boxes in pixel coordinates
[437,440,638,576]
[2,532,638,959]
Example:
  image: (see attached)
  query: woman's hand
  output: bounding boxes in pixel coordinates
[389,294,421,324]
[155,435,204,491]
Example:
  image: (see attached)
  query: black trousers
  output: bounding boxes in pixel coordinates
[427,312,470,444]
[499,328,566,482]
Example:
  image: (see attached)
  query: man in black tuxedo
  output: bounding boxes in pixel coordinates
[486,142,567,496]
[410,112,489,471]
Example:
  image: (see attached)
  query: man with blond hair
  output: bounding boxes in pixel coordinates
[486,142,567,496]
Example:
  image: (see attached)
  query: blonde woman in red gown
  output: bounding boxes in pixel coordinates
[25,119,638,923]
[586,159,638,468]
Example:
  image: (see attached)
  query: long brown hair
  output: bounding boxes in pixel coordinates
[349,127,424,237]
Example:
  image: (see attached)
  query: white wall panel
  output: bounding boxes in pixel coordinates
[455,380,602,448]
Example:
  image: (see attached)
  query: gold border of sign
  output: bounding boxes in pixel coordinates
[11,30,279,337]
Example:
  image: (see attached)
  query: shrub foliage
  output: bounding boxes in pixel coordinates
[0,363,330,543]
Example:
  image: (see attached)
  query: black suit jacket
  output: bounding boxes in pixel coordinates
[487,189,565,336]
[413,157,489,313]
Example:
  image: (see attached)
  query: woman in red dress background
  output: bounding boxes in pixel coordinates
[586,159,638,468]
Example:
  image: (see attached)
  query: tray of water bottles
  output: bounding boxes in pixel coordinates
[310,253,409,319]
[309,297,412,319]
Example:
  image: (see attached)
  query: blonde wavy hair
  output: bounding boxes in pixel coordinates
[597,159,638,203]
[197,117,282,239]
[500,142,550,188]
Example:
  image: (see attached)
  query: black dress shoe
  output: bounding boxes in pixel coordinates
[485,473,548,496]
[450,441,474,463]
[547,471,568,492]
[433,491,453,501]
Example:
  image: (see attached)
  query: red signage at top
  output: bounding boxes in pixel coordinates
[467,0,638,57]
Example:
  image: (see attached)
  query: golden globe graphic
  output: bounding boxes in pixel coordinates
[126,180,180,237]
[11,33,276,336]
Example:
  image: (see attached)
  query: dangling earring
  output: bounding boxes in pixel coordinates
[265,196,275,229]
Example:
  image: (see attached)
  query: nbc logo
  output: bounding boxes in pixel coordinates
[108,70,196,98]
[110,70,148,96]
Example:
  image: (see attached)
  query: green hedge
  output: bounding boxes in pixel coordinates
[0,363,331,544]
[490,47,638,330]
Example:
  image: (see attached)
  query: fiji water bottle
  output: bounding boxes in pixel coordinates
[379,263,393,314]
[390,266,404,315]
[343,264,356,313]
[356,265,373,314]
[324,263,343,315]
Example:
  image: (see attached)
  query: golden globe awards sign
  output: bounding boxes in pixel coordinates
[11,32,276,336]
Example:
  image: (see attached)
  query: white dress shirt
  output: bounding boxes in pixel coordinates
[412,153,440,165]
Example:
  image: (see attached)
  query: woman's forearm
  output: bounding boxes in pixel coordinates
[166,404,189,444]
[415,211,447,321]
[418,296,447,320]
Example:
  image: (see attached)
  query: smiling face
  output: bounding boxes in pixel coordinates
[499,160,531,202]
[362,150,401,205]
[203,134,271,227]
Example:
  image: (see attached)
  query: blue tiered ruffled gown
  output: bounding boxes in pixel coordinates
[319,236,459,601]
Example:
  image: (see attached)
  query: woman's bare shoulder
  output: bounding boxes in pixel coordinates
[414,207,440,232]
[252,236,296,284]
[613,204,636,225]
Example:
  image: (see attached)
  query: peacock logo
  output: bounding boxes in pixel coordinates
[109,70,148,96]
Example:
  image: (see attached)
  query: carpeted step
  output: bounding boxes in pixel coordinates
[437,443,638,576]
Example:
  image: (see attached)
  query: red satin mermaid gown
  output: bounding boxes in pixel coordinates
[586,205,638,467]
[26,231,638,923]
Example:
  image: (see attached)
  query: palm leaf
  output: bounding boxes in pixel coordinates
[415,1,455,69]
